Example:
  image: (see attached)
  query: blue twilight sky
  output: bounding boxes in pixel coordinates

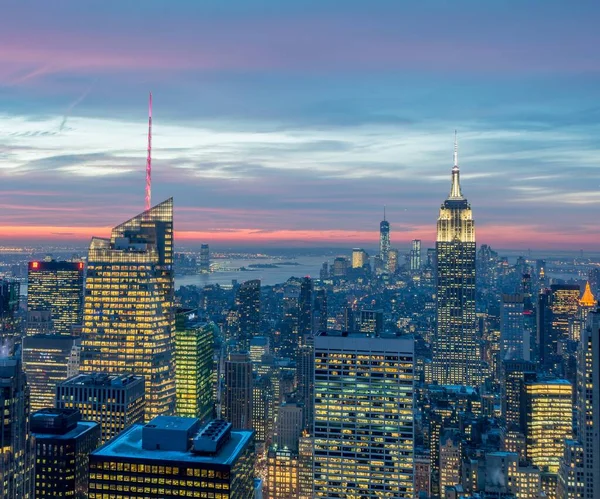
[1,0,599,248]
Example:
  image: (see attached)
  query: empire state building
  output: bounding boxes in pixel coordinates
[432,136,481,387]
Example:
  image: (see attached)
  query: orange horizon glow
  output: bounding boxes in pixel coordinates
[0,224,597,250]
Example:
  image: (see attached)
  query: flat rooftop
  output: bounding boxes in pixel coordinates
[93,424,253,466]
[32,420,99,441]
[60,373,143,387]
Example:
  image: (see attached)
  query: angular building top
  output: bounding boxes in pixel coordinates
[580,281,596,307]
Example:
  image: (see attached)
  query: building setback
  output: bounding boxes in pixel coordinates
[31,408,101,498]
[56,373,145,443]
[89,416,255,498]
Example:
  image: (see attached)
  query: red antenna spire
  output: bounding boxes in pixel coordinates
[145,92,152,211]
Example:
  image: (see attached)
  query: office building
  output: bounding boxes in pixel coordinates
[538,288,554,368]
[357,309,383,336]
[80,199,175,419]
[223,352,253,429]
[379,210,390,264]
[502,360,536,430]
[439,429,462,497]
[332,257,349,277]
[22,334,81,412]
[89,417,255,498]
[577,282,596,342]
[266,447,299,499]
[56,373,145,443]
[199,243,210,273]
[249,336,270,366]
[352,248,368,269]
[501,294,529,361]
[410,239,422,272]
[313,332,414,498]
[298,433,313,499]
[27,259,84,335]
[551,284,581,343]
[0,278,20,342]
[31,408,101,499]
[557,440,584,499]
[298,277,313,341]
[432,138,480,386]
[314,288,327,332]
[296,338,314,430]
[0,352,35,498]
[388,248,399,274]
[522,379,572,472]
[575,310,600,499]
[236,280,261,351]
[175,311,214,421]
[252,375,273,446]
[275,400,304,452]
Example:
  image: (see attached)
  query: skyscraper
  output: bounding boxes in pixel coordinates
[575,310,600,499]
[175,310,214,421]
[80,198,175,419]
[379,209,390,265]
[0,351,35,498]
[351,248,368,269]
[410,239,422,272]
[236,280,261,351]
[0,278,20,342]
[31,408,101,499]
[432,136,479,386]
[22,334,81,412]
[223,352,253,429]
[522,379,572,473]
[199,243,210,273]
[56,373,146,443]
[313,331,414,498]
[88,417,255,499]
[501,294,529,361]
[298,277,313,342]
[26,259,84,335]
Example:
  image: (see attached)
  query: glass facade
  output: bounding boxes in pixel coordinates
[523,380,572,472]
[22,334,81,412]
[80,198,175,419]
[27,260,84,336]
[313,333,414,498]
[175,313,215,421]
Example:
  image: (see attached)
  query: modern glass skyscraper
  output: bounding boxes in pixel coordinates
[175,310,214,421]
[26,259,84,335]
[80,198,175,419]
[313,331,414,498]
[432,138,480,386]
[379,210,390,264]
[235,280,261,351]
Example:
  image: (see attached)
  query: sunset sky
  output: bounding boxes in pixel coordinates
[1,1,600,249]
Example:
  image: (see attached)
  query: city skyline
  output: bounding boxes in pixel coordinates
[2,2,600,249]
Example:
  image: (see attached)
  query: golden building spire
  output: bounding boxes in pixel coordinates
[580,281,596,307]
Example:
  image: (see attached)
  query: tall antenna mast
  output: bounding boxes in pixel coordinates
[145,92,152,211]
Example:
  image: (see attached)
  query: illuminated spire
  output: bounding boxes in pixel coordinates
[580,281,596,307]
[449,130,463,199]
[383,205,386,222]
